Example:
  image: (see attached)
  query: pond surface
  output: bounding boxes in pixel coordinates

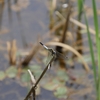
[0,0,53,99]
[0,0,49,47]
[0,0,100,100]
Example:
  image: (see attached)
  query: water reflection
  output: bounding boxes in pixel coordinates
[0,0,48,46]
[0,0,4,30]
[7,0,13,40]
[16,9,28,47]
[0,0,49,100]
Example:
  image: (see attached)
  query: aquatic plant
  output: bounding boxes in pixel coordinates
[78,0,100,99]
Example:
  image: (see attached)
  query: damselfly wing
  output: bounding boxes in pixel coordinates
[40,42,68,68]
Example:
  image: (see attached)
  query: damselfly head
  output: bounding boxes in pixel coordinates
[40,42,43,46]
[40,42,48,50]
[39,42,68,59]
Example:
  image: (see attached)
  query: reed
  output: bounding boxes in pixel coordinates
[78,0,100,99]
[91,0,100,99]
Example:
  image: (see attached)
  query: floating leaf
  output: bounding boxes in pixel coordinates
[43,79,61,91]
[54,86,67,98]
[32,70,42,78]
[22,67,29,73]
[57,70,68,81]
[0,71,6,81]
[29,65,41,71]
[29,65,43,78]
[6,67,17,78]
[21,71,31,82]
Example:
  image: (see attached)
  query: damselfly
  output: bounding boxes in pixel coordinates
[40,42,68,68]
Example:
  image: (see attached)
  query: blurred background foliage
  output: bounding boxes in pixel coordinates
[0,0,100,100]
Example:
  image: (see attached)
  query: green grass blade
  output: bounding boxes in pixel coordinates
[79,0,98,97]
[91,0,100,99]
[77,0,84,20]
[84,10,97,91]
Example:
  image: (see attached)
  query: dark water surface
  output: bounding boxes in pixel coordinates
[0,0,99,100]
[0,0,54,100]
[0,0,49,47]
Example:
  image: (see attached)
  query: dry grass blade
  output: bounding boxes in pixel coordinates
[22,44,39,66]
[43,20,65,39]
[7,40,17,65]
[55,11,95,35]
[70,18,95,35]
[28,69,36,86]
[24,56,55,100]
[56,4,71,53]
[46,42,90,72]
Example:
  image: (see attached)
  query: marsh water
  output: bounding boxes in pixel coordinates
[0,0,50,99]
[0,0,100,100]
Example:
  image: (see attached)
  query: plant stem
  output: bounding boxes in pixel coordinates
[24,56,55,100]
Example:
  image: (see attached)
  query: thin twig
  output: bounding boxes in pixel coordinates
[56,4,71,53]
[33,89,35,100]
[55,11,95,35]
[24,55,55,100]
[26,66,37,100]
[22,44,39,66]
[28,69,36,86]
